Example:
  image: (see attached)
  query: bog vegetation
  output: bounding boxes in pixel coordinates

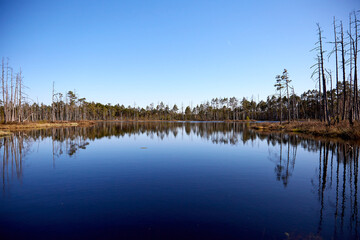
[0,11,359,123]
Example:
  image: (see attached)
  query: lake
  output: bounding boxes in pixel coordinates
[0,122,359,239]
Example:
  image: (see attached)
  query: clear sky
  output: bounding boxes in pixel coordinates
[0,0,359,107]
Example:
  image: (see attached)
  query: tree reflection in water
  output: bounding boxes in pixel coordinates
[266,131,359,239]
[267,133,298,187]
[0,132,32,194]
[307,141,360,239]
[0,121,358,238]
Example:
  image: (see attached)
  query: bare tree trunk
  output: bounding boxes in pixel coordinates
[52,82,56,122]
[354,12,359,120]
[18,69,22,122]
[65,93,69,121]
[318,24,330,124]
[280,90,282,124]
[60,99,64,121]
[5,60,9,123]
[334,17,340,122]
[340,21,347,121]
[83,103,87,120]
[318,56,322,121]
[286,81,290,123]
[1,58,6,123]
[291,88,295,121]
[10,68,14,122]
[349,14,354,122]
[329,70,334,117]
[14,73,18,122]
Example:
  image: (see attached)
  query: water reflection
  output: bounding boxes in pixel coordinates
[20,121,260,145]
[266,133,359,238]
[0,121,359,239]
[1,133,32,194]
[267,134,298,187]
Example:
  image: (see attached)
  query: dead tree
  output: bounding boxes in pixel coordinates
[291,87,296,120]
[18,69,22,122]
[340,21,347,121]
[274,74,284,124]
[313,56,323,121]
[326,69,334,116]
[350,11,359,120]
[282,69,291,123]
[317,24,330,124]
[10,68,13,121]
[1,58,6,123]
[5,59,9,123]
[349,13,354,121]
[333,17,340,122]
[52,82,56,122]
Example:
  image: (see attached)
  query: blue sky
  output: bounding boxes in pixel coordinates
[0,0,359,107]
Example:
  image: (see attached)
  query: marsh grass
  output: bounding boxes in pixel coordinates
[252,120,360,140]
[0,121,96,132]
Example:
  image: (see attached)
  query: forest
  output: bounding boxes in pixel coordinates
[0,11,358,124]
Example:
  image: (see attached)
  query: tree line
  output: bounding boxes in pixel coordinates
[0,11,358,123]
[0,65,356,122]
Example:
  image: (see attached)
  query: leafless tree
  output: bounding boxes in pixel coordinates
[340,21,347,121]
[317,24,330,124]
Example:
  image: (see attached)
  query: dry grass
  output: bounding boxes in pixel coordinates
[224,119,256,122]
[0,121,96,132]
[76,121,97,127]
[0,130,12,136]
[252,120,360,140]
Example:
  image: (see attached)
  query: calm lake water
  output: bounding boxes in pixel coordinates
[0,122,359,239]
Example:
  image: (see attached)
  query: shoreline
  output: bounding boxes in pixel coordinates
[2,120,360,141]
[0,121,97,136]
[250,121,360,141]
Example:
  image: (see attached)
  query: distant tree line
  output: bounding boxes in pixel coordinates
[0,11,358,123]
[0,65,357,122]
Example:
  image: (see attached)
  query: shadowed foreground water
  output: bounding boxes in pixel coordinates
[0,122,359,239]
